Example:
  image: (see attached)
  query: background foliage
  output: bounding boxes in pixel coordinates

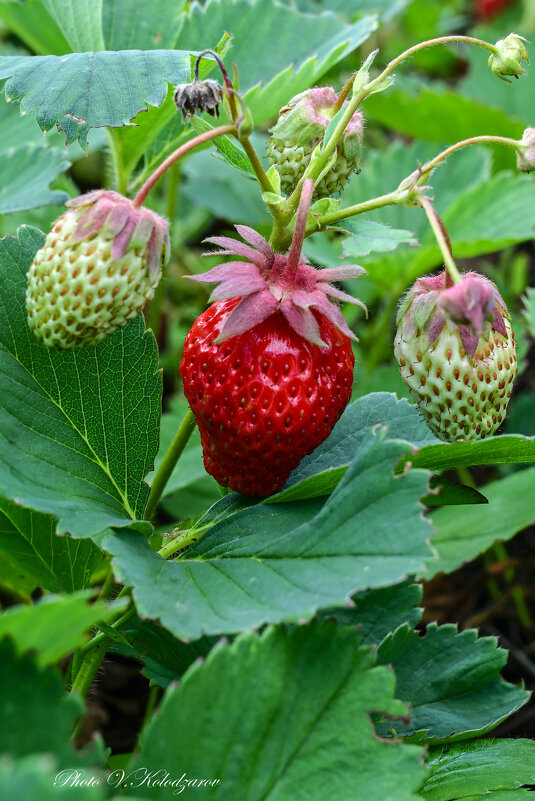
[0,0,534,799]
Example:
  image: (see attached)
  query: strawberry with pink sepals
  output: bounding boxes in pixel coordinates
[180,180,366,496]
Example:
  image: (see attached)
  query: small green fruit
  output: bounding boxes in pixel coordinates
[26,190,169,349]
[266,87,363,198]
[394,272,517,441]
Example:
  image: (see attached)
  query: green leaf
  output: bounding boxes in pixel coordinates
[189,116,256,176]
[0,49,193,145]
[272,392,437,502]
[426,466,535,578]
[40,0,105,52]
[0,591,128,665]
[175,0,378,125]
[130,625,426,800]
[340,218,419,258]
[0,551,38,602]
[0,226,160,538]
[421,740,535,801]
[376,623,528,743]
[406,436,535,472]
[364,80,523,160]
[112,615,215,688]
[104,428,434,640]
[0,1,71,56]
[444,173,535,258]
[102,0,187,50]
[522,287,535,338]
[183,148,270,227]
[0,143,69,213]
[0,639,83,763]
[422,476,488,507]
[0,755,106,801]
[319,579,423,647]
[292,0,410,20]
[0,499,101,593]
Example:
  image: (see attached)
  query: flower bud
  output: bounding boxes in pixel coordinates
[266,87,364,198]
[515,127,535,172]
[488,33,529,82]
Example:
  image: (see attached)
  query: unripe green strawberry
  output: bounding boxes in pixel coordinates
[394,272,517,442]
[266,87,363,198]
[26,190,169,349]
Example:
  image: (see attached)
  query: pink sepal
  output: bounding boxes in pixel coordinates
[209,275,267,301]
[491,305,508,337]
[235,225,273,260]
[280,301,325,346]
[203,235,265,265]
[216,291,279,341]
[307,291,357,340]
[321,283,368,315]
[189,262,262,283]
[459,326,479,360]
[316,265,366,281]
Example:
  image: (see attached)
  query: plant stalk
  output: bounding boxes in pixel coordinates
[132,124,237,208]
[419,196,461,285]
[145,408,197,519]
[318,190,403,228]
[367,35,498,94]
[286,179,314,282]
[418,135,521,181]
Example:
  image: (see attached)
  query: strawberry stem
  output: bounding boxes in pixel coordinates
[419,196,461,286]
[286,178,314,283]
[367,35,498,93]
[417,135,521,183]
[132,124,237,208]
[145,407,197,519]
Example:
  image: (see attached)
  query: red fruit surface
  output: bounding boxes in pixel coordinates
[180,298,355,497]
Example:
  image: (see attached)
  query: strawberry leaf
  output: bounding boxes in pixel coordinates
[0,226,160,539]
[104,428,434,640]
[421,740,535,801]
[0,500,101,593]
[129,625,427,800]
[426,466,535,578]
[0,49,194,146]
[376,624,529,742]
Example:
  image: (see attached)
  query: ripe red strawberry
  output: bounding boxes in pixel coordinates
[179,181,365,496]
[181,299,354,496]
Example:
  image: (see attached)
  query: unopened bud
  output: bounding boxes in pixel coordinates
[488,33,529,82]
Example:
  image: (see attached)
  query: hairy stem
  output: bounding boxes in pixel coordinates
[286,179,314,282]
[241,136,276,195]
[70,571,122,737]
[419,196,461,285]
[317,190,403,228]
[132,124,237,208]
[145,408,197,519]
[106,129,128,195]
[367,35,498,93]
[418,135,521,180]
